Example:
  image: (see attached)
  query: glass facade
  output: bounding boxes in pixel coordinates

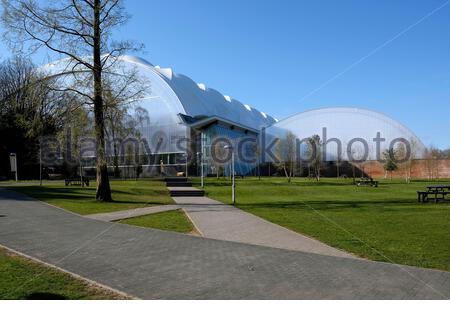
[200,122,258,176]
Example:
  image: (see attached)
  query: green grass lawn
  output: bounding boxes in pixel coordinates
[197,177,450,272]
[9,179,174,215]
[0,248,123,300]
[119,209,195,234]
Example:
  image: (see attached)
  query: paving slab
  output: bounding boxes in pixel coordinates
[88,205,182,222]
[1,189,450,299]
[173,196,354,259]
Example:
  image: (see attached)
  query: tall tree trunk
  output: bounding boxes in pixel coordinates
[336,160,340,178]
[283,165,290,183]
[110,125,120,178]
[93,0,112,202]
[352,165,356,184]
[113,141,120,178]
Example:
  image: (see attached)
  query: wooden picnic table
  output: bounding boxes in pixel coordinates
[65,177,90,187]
[418,185,450,203]
[356,178,378,187]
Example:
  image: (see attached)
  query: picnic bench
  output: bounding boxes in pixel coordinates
[356,178,378,187]
[417,185,450,203]
[65,177,90,187]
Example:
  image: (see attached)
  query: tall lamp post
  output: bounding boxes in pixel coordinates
[185,152,189,178]
[197,152,204,188]
[224,145,235,204]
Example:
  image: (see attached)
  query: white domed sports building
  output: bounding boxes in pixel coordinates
[44,56,426,177]
[266,107,426,162]
[44,56,277,176]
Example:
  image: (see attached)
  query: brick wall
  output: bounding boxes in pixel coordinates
[357,160,450,179]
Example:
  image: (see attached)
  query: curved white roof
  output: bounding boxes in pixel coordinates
[43,55,275,131]
[269,107,426,160]
[132,56,277,130]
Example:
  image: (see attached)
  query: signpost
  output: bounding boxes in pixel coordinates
[185,152,189,178]
[9,153,18,182]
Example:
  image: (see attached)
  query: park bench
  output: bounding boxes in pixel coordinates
[65,177,90,187]
[417,185,450,203]
[356,179,378,187]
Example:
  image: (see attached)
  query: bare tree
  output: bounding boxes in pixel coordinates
[0,56,66,179]
[104,91,128,178]
[425,146,442,180]
[285,132,297,182]
[335,154,341,179]
[347,142,366,183]
[432,148,441,180]
[2,0,142,201]
[383,148,398,180]
[395,138,417,183]
[274,131,297,183]
[424,148,433,180]
[307,135,322,182]
[211,138,228,179]
[103,76,149,178]
[57,99,91,180]
[395,143,408,183]
[0,56,63,128]
[132,106,150,179]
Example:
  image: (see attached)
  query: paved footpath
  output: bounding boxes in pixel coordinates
[1,189,450,299]
[89,205,182,222]
[173,196,353,258]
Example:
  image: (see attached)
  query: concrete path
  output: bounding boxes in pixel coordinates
[173,196,354,259]
[1,189,450,299]
[89,205,181,222]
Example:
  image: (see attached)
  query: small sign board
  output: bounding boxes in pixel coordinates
[9,153,17,172]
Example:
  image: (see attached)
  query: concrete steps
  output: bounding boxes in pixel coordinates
[169,189,205,197]
[166,178,204,197]
[166,181,193,187]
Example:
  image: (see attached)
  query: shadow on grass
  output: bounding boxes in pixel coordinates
[2,187,168,207]
[14,186,167,197]
[12,189,94,201]
[236,198,431,212]
[202,179,359,188]
[25,292,67,300]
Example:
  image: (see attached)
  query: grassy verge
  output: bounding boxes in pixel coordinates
[0,248,124,300]
[119,209,194,234]
[198,177,450,271]
[9,179,173,215]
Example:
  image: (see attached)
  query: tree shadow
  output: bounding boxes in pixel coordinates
[25,292,67,300]
[237,198,420,212]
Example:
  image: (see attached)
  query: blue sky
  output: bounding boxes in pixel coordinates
[1,0,449,148]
